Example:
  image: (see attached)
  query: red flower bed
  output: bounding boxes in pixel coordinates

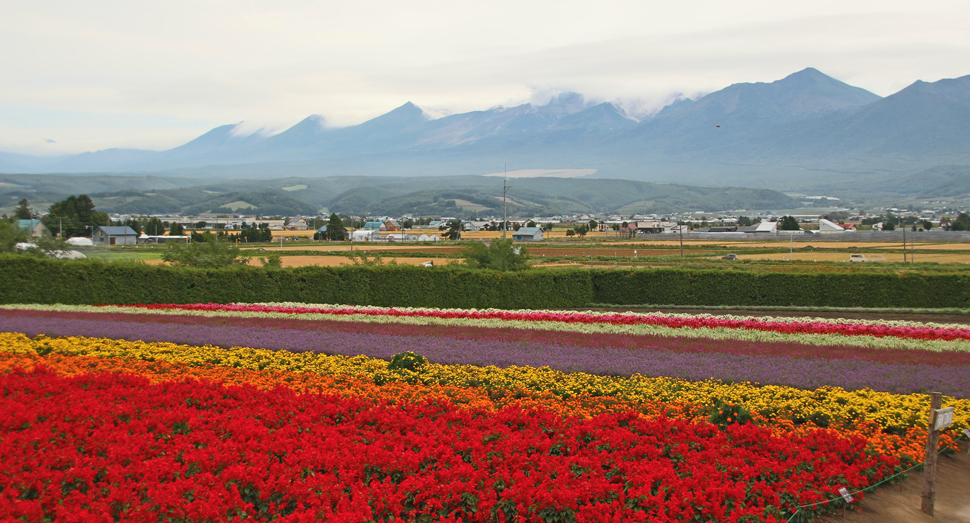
[1,369,898,522]
[112,303,970,342]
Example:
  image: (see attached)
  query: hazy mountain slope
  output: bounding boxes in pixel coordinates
[764,75,970,165]
[8,69,970,194]
[611,68,882,156]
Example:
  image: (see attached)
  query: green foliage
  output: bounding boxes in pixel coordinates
[5,257,970,310]
[592,268,970,308]
[948,213,970,231]
[260,253,283,269]
[14,199,32,219]
[161,239,248,269]
[324,213,346,241]
[708,398,754,429]
[144,217,165,237]
[0,258,593,309]
[170,222,185,236]
[883,221,896,231]
[45,195,100,238]
[388,352,427,372]
[348,251,393,266]
[231,223,273,243]
[462,239,529,271]
[0,219,31,252]
[443,220,462,240]
[778,216,800,231]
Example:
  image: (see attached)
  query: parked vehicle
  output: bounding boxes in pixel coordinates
[721,253,738,260]
[849,254,868,262]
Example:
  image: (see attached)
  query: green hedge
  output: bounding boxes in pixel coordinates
[592,268,970,308]
[3,256,969,309]
[0,256,592,309]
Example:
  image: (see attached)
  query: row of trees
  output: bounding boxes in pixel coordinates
[14,196,111,238]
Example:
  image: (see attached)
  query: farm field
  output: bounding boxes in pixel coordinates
[0,302,967,521]
[144,256,453,268]
[729,252,970,264]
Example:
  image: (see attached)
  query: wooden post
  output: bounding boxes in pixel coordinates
[921,391,943,516]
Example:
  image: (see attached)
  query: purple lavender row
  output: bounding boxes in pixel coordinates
[2,316,967,398]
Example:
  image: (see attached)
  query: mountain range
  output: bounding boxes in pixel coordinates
[3,68,970,195]
[0,173,800,217]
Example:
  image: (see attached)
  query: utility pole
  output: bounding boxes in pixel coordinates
[679,223,684,258]
[903,226,907,263]
[502,164,509,240]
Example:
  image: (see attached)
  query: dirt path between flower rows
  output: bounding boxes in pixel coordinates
[574,308,970,325]
[821,444,970,523]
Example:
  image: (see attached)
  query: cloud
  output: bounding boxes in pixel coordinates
[1,1,968,153]
[45,139,57,143]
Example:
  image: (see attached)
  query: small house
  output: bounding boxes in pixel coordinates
[92,226,139,246]
[18,219,50,237]
[512,227,543,242]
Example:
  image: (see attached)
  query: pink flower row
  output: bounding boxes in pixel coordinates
[106,303,970,342]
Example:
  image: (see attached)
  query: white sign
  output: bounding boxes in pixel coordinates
[934,407,954,431]
[838,487,855,503]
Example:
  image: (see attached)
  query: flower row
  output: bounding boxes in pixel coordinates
[0,350,934,462]
[6,303,970,353]
[122,302,970,341]
[4,332,964,444]
[3,310,968,398]
[0,368,900,522]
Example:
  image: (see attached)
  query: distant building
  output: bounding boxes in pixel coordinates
[92,226,138,246]
[512,227,543,241]
[18,219,50,237]
[818,219,846,233]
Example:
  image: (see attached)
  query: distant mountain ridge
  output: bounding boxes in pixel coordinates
[4,68,970,194]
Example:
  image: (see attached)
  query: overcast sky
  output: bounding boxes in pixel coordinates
[2,0,968,155]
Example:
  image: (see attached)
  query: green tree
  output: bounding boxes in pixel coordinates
[46,194,108,238]
[170,222,186,236]
[461,239,528,271]
[75,195,96,225]
[882,221,896,231]
[145,217,165,237]
[161,239,248,269]
[573,224,589,237]
[526,220,537,228]
[444,219,462,240]
[952,213,970,231]
[15,199,32,220]
[260,253,283,269]
[565,229,575,237]
[0,218,31,252]
[124,219,143,235]
[779,216,801,231]
[325,213,346,241]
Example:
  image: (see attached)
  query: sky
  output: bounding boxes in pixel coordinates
[2,0,968,155]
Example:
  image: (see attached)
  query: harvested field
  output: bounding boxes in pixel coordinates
[144,256,458,267]
[741,252,970,264]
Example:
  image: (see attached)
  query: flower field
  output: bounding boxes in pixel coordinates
[1,303,967,522]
